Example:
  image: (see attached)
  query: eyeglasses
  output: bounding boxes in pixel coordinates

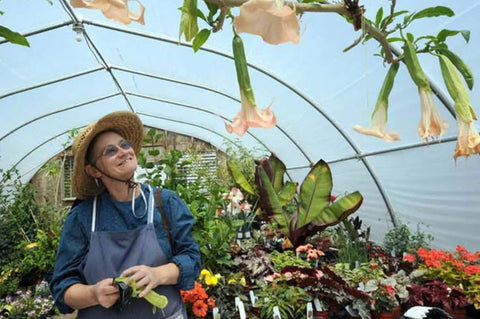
[95,139,133,161]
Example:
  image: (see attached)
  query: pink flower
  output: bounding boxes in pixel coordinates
[403,254,416,263]
[227,187,244,203]
[240,201,252,212]
[233,0,300,45]
[225,93,276,136]
[70,0,145,25]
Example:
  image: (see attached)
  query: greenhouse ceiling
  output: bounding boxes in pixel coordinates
[0,0,479,251]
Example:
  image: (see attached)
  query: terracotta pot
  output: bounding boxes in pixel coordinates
[449,307,467,319]
[374,311,395,319]
[314,310,330,319]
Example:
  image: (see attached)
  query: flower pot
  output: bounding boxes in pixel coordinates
[314,310,329,319]
[374,311,395,319]
[449,307,467,319]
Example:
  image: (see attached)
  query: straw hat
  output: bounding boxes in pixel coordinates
[71,111,144,200]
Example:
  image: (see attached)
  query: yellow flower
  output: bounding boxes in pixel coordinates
[205,274,219,286]
[70,0,145,25]
[233,0,300,45]
[26,242,37,249]
[199,269,212,281]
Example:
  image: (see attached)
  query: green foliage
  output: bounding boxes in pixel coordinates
[0,169,66,296]
[268,250,311,272]
[255,155,363,248]
[332,217,370,268]
[382,222,432,257]
[255,284,311,319]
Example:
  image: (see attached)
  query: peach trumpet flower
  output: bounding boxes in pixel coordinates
[439,54,480,159]
[70,0,145,25]
[233,0,300,45]
[225,93,276,136]
[354,63,400,142]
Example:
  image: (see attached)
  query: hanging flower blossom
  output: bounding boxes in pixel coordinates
[226,34,277,136]
[354,63,400,142]
[438,54,480,159]
[233,0,300,45]
[403,39,449,141]
[225,92,277,136]
[70,0,145,25]
[416,87,450,140]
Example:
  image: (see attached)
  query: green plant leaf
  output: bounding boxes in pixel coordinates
[313,191,363,226]
[375,7,383,28]
[437,48,474,90]
[227,160,255,195]
[278,181,297,206]
[179,0,198,42]
[269,154,286,192]
[257,166,287,228]
[192,28,210,52]
[437,29,470,43]
[411,6,454,22]
[0,26,29,47]
[298,160,332,227]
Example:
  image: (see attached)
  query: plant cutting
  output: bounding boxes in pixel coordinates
[254,154,363,248]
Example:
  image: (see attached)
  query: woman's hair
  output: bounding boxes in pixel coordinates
[85,129,121,165]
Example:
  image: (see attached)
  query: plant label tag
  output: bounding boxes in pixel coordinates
[235,297,246,319]
[307,302,313,319]
[249,290,257,306]
[213,307,220,319]
[273,306,281,319]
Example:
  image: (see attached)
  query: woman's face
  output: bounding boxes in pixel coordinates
[90,131,137,179]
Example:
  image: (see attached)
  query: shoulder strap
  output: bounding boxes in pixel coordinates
[155,188,172,247]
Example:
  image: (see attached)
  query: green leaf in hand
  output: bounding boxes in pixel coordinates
[114,277,168,314]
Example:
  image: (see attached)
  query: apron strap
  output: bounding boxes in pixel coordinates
[91,196,98,233]
[90,185,154,233]
[147,184,154,224]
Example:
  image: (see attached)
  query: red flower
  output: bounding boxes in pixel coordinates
[465,265,480,275]
[403,253,416,262]
[207,297,216,308]
[192,300,208,317]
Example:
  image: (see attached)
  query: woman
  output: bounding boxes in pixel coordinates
[49,111,201,318]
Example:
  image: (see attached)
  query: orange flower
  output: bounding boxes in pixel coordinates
[192,300,208,317]
[403,253,416,262]
[207,297,216,308]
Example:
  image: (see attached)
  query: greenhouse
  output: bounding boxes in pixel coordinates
[0,0,479,318]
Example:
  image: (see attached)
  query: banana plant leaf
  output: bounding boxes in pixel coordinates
[298,160,332,227]
[256,165,288,226]
[227,160,255,195]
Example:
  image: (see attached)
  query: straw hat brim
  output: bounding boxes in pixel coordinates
[72,111,144,200]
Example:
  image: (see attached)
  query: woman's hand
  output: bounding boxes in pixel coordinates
[121,265,161,298]
[93,278,120,308]
[121,263,179,298]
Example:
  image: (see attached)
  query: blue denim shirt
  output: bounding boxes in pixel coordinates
[49,185,201,314]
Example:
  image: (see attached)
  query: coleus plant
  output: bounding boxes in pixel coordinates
[252,154,363,248]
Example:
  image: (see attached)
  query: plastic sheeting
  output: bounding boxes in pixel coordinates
[0,0,479,250]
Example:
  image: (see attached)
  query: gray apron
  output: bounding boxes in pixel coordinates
[78,186,187,319]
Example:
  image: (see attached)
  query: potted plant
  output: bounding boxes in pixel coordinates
[405,280,469,316]
[403,245,480,309]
